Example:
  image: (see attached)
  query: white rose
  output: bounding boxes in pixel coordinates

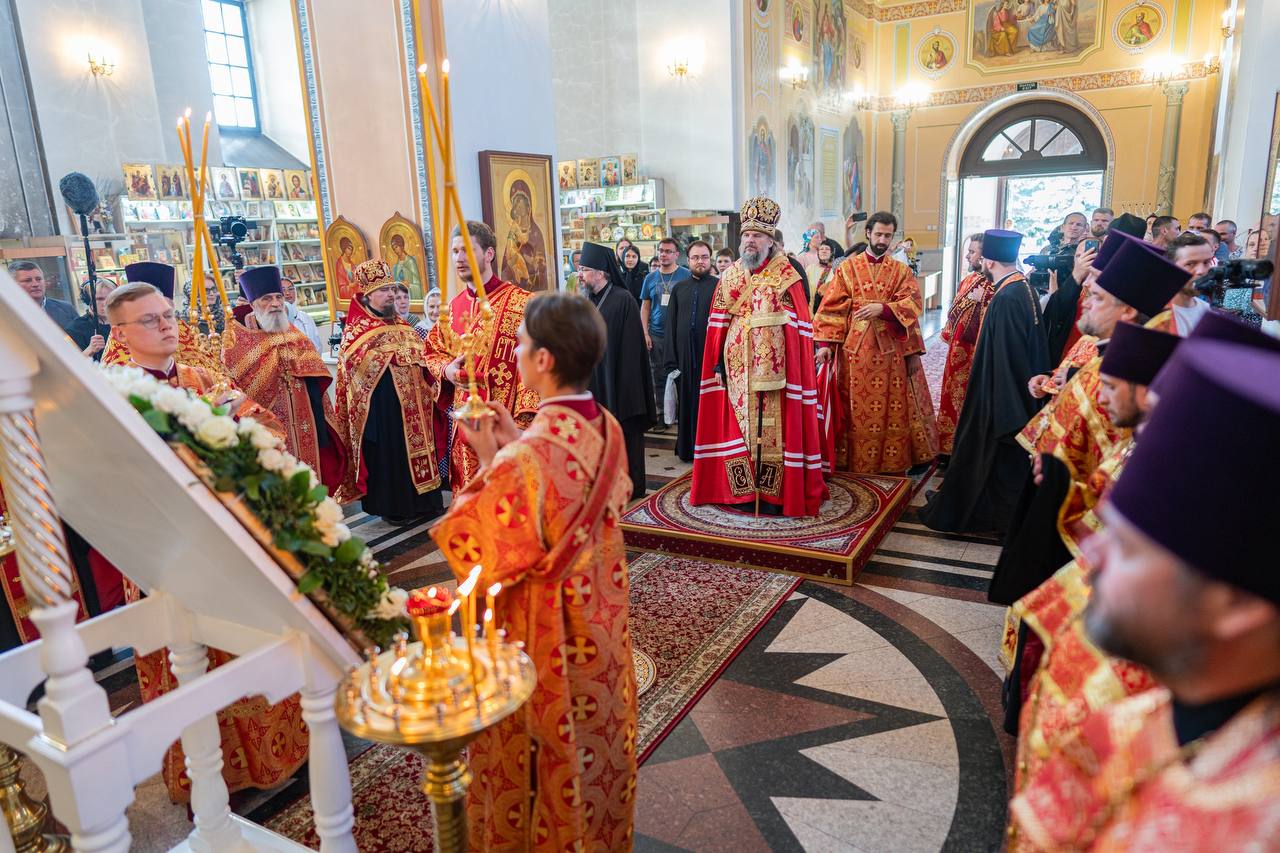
[258,448,288,473]
[250,425,277,450]
[320,525,340,547]
[177,399,213,431]
[332,521,351,543]
[195,415,238,449]
[129,377,157,399]
[315,497,343,526]
[368,587,407,620]
[151,385,188,414]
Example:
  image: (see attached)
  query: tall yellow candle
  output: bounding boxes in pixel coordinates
[417,64,449,306]
[448,189,485,302]
[441,59,453,172]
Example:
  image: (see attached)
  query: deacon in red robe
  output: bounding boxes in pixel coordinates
[937,233,996,456]
[423,221,539,490]
[1009,339,1280,851]
[223,265,347,489]
[814,211,938,474]
[432,292,636,851]
[690,196,828,517]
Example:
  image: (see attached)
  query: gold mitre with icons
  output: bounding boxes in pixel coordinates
[740,195,782,235]
[353,259,396,294]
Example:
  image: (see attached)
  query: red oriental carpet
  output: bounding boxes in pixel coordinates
[620,471,913,585]
[263,553,796,850]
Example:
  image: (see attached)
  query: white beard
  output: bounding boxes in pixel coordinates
[254,307,290,333]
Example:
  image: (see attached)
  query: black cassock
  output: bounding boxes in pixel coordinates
[588,283,656,499]
[1041,274,1081,365]
[919,272,1048,535]
[663,272,717,462]
[360,372,443,521]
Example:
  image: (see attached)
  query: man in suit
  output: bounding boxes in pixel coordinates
[9,261,78,328]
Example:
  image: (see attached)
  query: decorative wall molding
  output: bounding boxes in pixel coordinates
[848,0,966,24]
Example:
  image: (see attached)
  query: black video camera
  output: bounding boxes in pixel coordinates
[1192,258,1274,308]
[209,215,250,270]
[1023,250,1075,294]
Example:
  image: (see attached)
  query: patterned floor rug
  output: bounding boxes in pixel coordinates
[263,553,797,850]
[620,472,914,585]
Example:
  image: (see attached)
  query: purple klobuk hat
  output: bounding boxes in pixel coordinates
[1150,311,1280,394]
[1093,229,1141,271]
[1109,340,1280,603]
[124,262,176,300]
[1098,321,1181,386]
[983,229,1022,263]
[1093,239,1189,318]
[238,265,283,304]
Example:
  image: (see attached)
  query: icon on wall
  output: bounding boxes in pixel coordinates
[479,150,555,292]
[260,168,287,200]
[557,160,578,191]
[211,167,240,200]
[1112,2,1165,53]
[916,28,958,78]
[967,0,1103,72]
[155,165,188,200]
[621,154,639,185]
[324,215,370,307]
[577,158,598,188]
[237,168,263,200]
[122,163,157,200]
[284,169,312,200]
[598,156,622,188]
[748,116,776,199]
[379,212,428,302]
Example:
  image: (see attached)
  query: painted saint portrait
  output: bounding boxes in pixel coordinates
[577,158,598,188]
[557,160,578,191]
[621,154,639,185]
[379,213,427,301]
[811,0,846,96]
[260,169,286,200]
[786,110,815,216]
[786,0,806,42]
[917,30,958,78]
[599,156,622,188]
[1113,3,1164,52]
[211,167,239,200]
[968,0,1101,71]
[155,165,187,201]
[479,151,555,292]
[284,169,311,200]
[237,168,263,201]
[122,163,157,201]
[324,216,369,307]
[748,116,776,199]
[843,113,865,218]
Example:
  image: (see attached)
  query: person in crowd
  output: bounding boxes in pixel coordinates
[640,237,691,424]
[715,247,735,275]
[815,211,938,474]
[773,229,812,303]
[564,249,583,294]
[9,260,77,328]
[920,229,1048,535]
[392,283,421,327]
[101,263,206,368]
[620,244,647,303]
[795,227,821,270]
[281,277,324,352]
[1148,214,1181,250]
[1215,218,1240,259]
[692,197,826,516]
[432,291,636,852]
[1006,320,1181,825]
[578,242,654,499]
[413,287,441,340]
[804,240,837,315]
[1165,232,1214,335]
[1088,207,1114,239]
[223,265,347,489]
[936,233,996,458]
[616,237,647,278]
[1039,212,1091,364]
[423,221,539,490]
[1009,338,1280,851]
[65,277,116,358]
[334,259,443,525]
[662,240,718,462]
[1185,211,1212,234]
[809,219,845,259]
[1144,213,1158,240]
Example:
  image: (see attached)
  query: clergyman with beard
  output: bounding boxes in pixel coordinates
[224,265,348,489]
[936,233,996,458]
[662,240,719,462]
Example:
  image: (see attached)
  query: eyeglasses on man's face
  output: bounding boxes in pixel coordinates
[117,310,177,330]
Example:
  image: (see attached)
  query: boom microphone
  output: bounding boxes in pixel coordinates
[58,172,100,216]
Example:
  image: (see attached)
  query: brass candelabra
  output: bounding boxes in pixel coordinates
[334,581,535,853]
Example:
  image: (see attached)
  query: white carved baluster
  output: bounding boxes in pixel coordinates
[300,685,357,852]
[0,338,129,851]
[169,641,249,851]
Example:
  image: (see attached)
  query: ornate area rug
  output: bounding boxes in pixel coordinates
[621,472,913,585]
[263,553,796,850]
[922,337,946,411]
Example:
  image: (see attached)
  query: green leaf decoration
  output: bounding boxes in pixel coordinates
[308,485,329,504]
[297,539,333,557]
[141,408,171,433]
[334,538,364,564]
[296,571,322,594]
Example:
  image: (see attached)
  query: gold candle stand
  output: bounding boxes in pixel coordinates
[334,604,535,853]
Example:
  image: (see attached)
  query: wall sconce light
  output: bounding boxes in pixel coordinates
[894,84,929,109]
[843,86,871,110]
[1221,9,1235,39]
[779,60,809,89]
[1203,53,1222,74]
[87,52,115,77]
[667,57,690,79]
[1142,55,1189,83]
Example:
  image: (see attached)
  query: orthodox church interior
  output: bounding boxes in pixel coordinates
[0,0,1277,851]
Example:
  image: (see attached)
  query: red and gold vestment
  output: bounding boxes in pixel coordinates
[690,253,828,516]
[937,271,997,454]
[1009,688,1280,850]
[432,397,637,851]
[814,252,938,473]
[102,321,215,373]
[333,298,440,503]
[423,278,540,489]
[223,314,347,489]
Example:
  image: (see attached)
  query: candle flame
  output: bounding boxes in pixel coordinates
[205,111,212,122]
[484,608,493,622]
[458,570,481,598]
[441,58,450,74]
[487,582,502,597]
[426,585,438,598]
[184,107,192,118]
[176,118,184,128]
[417,62,429,75]
[448,599,461,616]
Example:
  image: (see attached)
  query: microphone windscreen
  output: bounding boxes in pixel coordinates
[59,172,100,216]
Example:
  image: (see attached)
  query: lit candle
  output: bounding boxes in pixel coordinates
[483,607,497,676]
[441,59,453,171]
[417,63,449,307]
[455,566,483,713]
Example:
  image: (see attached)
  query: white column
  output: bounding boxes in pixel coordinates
[300,685,357,852]
[1215,0,1280,223]
[891,110,911,226]
[1156,82,1188,216]
[169,642,248,852]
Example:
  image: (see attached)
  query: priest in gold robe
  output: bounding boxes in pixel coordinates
[432,292,635,850]
[334,259,443,524]
[423,221,539,490]
[223,265,347,489]
[815,211,938,474]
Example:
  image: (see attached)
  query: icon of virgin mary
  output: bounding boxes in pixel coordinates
[499,174,548,291]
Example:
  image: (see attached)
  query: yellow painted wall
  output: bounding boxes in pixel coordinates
[744,0,1227,249]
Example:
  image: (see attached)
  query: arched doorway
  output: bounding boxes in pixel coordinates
[938,93,1112,307]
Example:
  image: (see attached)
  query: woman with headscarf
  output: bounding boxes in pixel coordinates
[619,244,647,302]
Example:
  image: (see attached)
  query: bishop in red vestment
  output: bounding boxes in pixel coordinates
[937,234,996,455]
[815,211,938,474]
[423,221,539,490]
[691,196,828,516]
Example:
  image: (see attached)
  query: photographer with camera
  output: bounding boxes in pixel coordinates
[1034,212,1090,363]
[1165,232,1214,334]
